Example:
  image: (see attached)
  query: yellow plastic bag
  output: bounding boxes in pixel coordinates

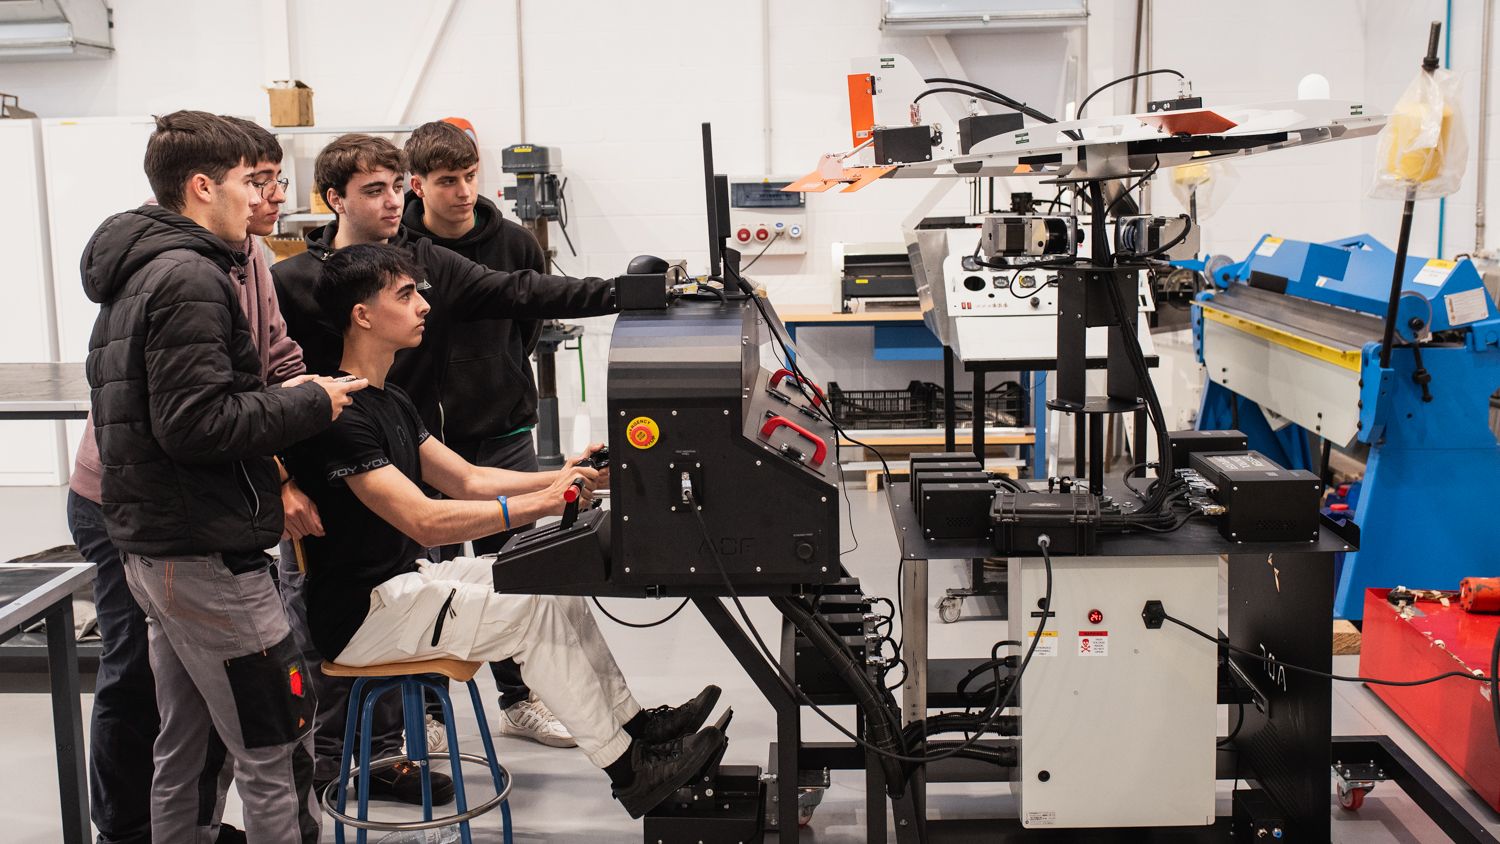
[1370,67,1466,199]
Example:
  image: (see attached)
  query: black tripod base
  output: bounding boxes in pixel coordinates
[1045,396,1146,415]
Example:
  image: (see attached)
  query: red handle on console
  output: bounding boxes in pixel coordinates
[769,368,825,407]
[759,415,828,467]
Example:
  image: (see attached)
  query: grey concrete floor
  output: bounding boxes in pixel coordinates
[0,482,1497,842]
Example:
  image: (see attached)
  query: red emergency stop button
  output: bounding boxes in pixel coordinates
[1330,503,1349,512]
[1088,609,1103,625]
[736,228,752,243]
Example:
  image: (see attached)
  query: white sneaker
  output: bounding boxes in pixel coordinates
[425,714,448,754]
[497,697,577,748]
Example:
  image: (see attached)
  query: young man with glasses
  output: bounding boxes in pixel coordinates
[83,110,368,843]
[65,114,308,844]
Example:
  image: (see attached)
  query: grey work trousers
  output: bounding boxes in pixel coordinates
[123,553,320,843]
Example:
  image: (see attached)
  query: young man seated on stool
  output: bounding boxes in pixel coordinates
[284,242,726,817]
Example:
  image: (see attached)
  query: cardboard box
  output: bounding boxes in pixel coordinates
[267,80,314,127]
[309,188,330,215]
[264,235,307,263]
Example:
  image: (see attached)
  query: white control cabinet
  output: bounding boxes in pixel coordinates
[1008,552,1219,829]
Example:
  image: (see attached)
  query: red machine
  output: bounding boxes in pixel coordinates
[1360,588,1500,812]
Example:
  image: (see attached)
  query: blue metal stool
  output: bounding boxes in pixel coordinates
[321,658,514,844]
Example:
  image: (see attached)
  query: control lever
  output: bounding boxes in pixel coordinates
[1409,342,1434,403]
[559,446,610,529]
[582,446,610,470]
[560,478,586,529]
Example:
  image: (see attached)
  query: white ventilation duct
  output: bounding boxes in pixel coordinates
[0,0,112,61]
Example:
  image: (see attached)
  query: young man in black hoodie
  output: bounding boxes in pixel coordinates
[271,133,620,784]
[402,119,570,748]
[84,110,366,843]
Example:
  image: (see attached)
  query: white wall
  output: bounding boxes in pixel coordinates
[2,0,1493,462]
[0,121,69,485]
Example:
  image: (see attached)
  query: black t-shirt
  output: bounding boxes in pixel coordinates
[284,378,429,659]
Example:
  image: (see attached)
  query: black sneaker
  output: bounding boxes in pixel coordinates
[344,761,456,806]
[613,726,727,819]
[214,823,247,844]
[631,685,722,744]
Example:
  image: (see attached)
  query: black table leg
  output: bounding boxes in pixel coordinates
[865,742,888,842]
[1133,408,1148,476]
[943,347,956,452]
[971,370,986,461]
[693,597,799,844]
[1073,415,1086,478]
[46,600,89,843]
[1088,414,1105,495]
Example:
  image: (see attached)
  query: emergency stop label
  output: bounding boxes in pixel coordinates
[626,416,660,449]
[1078,630,1109,656]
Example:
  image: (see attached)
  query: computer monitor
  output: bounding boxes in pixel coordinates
[701,123,734,280]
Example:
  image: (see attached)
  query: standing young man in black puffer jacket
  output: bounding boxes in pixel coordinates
[401,119,574,748]
[83,110,366,843]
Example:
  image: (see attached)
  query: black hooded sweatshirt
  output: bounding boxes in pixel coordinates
[401,194,547,443]
[272,221,616,439]
[83,205,332,556]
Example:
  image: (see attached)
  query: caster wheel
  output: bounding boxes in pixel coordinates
[1337,784,1367,811]
[937,596,963,624]
[797,786,825,827]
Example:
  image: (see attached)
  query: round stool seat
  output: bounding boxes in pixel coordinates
[322,658,484,682]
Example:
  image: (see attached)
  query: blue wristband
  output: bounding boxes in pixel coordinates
[497,495,511,530]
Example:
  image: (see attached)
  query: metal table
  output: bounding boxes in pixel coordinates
[0,562,95,843]
[0,363,93,841]
[885,483,1495,843]
[0,362,90,420]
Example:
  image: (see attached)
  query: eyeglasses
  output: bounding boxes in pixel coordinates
[251,176,290,196]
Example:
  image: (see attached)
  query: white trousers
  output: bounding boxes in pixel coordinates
[335,557,641,767]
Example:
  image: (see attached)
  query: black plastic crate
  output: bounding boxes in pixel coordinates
[949,381,1022,428]
[826,380,938,429]
[826,381,1021,429]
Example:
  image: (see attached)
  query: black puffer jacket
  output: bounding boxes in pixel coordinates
[402,194,546,443]
[272,220,617,439]
[83,206,332,555]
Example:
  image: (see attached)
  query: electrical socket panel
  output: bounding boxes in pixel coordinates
[728,212,806,257]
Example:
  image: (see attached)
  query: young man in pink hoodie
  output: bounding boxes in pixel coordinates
[66,116,307,844]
